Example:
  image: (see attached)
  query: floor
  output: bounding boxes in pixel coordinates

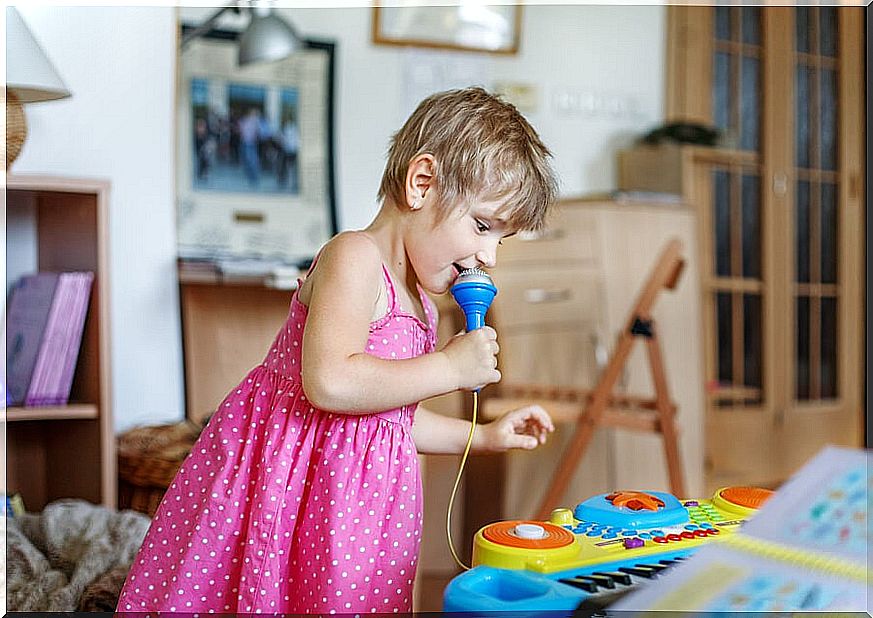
[416,571,460,612]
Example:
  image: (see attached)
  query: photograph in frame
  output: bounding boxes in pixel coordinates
[373,5,522,55]
[176,27,337,266]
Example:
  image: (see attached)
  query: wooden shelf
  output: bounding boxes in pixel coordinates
[5,174,115,511]
[4,403,99,422]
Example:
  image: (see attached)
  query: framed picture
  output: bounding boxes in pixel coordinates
[373,5,522,55]
[176,26,337,267]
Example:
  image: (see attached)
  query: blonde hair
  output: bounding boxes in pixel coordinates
[377,87,558,232]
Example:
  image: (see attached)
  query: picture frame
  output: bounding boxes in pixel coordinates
[176,26,337,267]
[372,5,522,55]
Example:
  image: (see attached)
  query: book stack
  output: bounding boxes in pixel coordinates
[5,271,94,407]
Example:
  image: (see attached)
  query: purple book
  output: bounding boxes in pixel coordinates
[52,273,94,404]
[4,273,60,405]
[25,275,71,406]
[25,272,94,406]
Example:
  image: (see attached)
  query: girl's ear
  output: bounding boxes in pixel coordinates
[405,153,435,210]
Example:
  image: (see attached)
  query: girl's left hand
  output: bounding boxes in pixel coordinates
[480,405,555,452]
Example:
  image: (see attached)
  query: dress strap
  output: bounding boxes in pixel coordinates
[303,249,324,277]
[380,264,399,314]
[295,248,324,288]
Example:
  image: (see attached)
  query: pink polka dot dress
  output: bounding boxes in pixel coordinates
[118,264,437,614]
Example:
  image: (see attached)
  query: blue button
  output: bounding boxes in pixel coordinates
[685,524,699,531]
[602,533,617,539]
[586,531,601,537]
[651,530,664,536]
[701,523,714,529]
[639,533,651,539]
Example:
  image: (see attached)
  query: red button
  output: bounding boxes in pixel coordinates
[653,536,668,543]
[693,529,708,538]
[706,528,720,536]
[680,531,695,539]
[667,533,682,542]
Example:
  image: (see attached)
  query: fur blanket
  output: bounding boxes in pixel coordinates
[5,499,150,611]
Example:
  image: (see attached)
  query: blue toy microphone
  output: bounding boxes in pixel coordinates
[450,267,497,332]
[447,266,498,571]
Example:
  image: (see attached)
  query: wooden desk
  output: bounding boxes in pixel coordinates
[178,263,296,424]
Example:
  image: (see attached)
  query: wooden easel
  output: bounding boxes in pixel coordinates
[485,238,687,520]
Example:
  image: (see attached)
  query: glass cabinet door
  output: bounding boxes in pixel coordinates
[693,5,863,489]
[792,6,840,404]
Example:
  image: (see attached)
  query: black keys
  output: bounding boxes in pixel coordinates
[563,559,684,599]
[559,577,599,593]
[592,571,632,586]
[618,566,658,578]
[637,563,669,572]
[584,574,616,589]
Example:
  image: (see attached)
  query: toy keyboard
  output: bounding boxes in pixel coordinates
[443,486,772,612]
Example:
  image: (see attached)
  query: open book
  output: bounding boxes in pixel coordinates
[611,445,870,613]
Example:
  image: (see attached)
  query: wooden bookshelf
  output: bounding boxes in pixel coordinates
[5,174,115,511]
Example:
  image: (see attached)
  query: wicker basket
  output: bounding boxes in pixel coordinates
[117,420,203,516]
[5,90,26,170]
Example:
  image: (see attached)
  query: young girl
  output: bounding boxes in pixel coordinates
[118,87,559,614]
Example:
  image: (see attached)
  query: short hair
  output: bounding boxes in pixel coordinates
[377,87,558,232]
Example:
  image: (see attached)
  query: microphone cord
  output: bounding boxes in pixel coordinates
[446,390,478,571]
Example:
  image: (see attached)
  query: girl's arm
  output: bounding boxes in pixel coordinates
[301,232,496,412]
[412,403,555,455]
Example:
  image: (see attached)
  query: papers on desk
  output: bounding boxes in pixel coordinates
[177,258,301,289]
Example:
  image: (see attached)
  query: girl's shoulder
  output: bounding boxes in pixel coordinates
[298,231,384,306]
[316,231,383,278]
[326,230,382,259]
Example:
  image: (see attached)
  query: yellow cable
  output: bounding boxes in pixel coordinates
[446,390,478,571]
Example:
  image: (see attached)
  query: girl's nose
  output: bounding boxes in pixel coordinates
[476,245,497,269]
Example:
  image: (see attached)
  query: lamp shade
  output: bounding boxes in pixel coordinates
[238,9,304,67]
[6,7,71,102]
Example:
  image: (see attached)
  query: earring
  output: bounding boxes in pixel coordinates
[411,197,422,210]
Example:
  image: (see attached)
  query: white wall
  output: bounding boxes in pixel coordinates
[13,7,182,432]
[14,5,665,433]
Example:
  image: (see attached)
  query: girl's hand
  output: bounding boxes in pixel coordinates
[440,327,501,391]
[479,405,555,452]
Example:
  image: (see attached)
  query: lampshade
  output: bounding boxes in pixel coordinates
[238,8,304,66]
[6,7,71,102]
[5,7,72,169]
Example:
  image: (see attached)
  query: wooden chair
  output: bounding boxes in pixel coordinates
[480,238,688,520]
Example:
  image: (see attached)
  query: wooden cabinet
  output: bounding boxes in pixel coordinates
[4,174,115,510]
[461,196,705,557]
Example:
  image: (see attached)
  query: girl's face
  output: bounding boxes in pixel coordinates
[406,197,514,295]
